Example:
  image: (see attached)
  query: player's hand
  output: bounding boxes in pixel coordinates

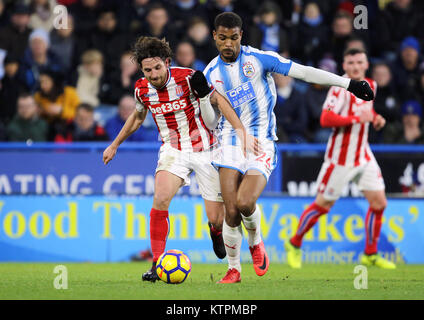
[103,144,117,165]
[240,133,263,157]
[190,71,212,98]
[358,109,374,123]
[373,114,386,131]
[347,80,374,101]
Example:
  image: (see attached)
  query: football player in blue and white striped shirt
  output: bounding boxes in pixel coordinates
[199,12,374,283]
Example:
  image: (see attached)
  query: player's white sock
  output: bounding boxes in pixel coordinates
[222,219,242,273]
[241,204,262,247]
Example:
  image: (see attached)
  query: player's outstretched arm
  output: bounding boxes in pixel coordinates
[288,62,374,101]
[103,108,148,164]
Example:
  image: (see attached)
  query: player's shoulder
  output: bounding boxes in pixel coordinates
[204,56,220,75]
[170,66,194,77]
[365,77,377,91]
[242,45,291,63]
[134,77,148,89]
[327,85,348,98]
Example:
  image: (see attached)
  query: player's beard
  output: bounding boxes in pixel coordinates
[221,49,237,62]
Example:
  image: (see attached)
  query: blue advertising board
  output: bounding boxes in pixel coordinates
[0,196,422,264]
[0,148,280,195]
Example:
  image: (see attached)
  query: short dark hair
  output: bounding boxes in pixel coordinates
[77,103,94,113]
[214,12,242,30]
[343,47,367,57]
[132,36,173,66]
[17,92,34,101]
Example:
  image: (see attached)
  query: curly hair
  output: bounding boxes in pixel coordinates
[132,36,173,67]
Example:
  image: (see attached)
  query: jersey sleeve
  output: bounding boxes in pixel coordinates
[134,87,145,112]
[322,86,347,114]
[257,50,293,76]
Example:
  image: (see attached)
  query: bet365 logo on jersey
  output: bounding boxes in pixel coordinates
[149,99,187,114]
[226,81,256,109]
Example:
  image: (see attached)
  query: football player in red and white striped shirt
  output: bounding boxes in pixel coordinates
[103,37,260,282]
[285,48,396,269]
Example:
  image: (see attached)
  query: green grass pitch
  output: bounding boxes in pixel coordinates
[0,263,423,300]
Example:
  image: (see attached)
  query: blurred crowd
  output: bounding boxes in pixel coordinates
[0,0,423,144]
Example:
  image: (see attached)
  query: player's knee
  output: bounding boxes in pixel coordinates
[153,193,172,211]
[370,197,387,212]
[225,214,241,227]
[236,197,255,216]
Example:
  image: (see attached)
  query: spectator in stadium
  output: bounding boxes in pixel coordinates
[249,1,290,56]
[77,7,130,75]
[34,69,80,123]
[384,100,424,144]
[345,35,367,53]
[75,49,105,107]
[325,11,355,70]
[304,58,337,142]
[418,68,424,107]
[54,103,108,142]
[371,62,401,125]
[28,0,57,33]
[0,55,26,125]
[6,92,48,142]
[18,28,62,92]
[68,0,100,36]
[174,41,206,71]
[374,0,424,58]
[292,1,329,66]
[205,0,255,39]
[117,0,153,34]
[141,3,177,50]
[273,72,308,143]
[186,17,217,65]
[167,0,208,39]
[104,95,146,142]
[0,0,9,28]
[391,36,423,101]
[369,62,401,143]
[49,14,76,76]
[102,51,142,105]
[0,3,32,62]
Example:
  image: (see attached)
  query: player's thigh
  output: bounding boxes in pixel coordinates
[245,139,277,182]
[357,160,385,196]
[236,171,267,215]
[203,199,225,227]
[153,170,185,210]
[219,167,242,226]
[360,160,387,210]
[316,162,358,202]
[192,149,223,203]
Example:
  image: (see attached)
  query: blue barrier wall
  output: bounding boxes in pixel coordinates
[1,142,423,196]
[0,196,422,263]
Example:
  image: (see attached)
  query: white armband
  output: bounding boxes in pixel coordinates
[288,62,350,89]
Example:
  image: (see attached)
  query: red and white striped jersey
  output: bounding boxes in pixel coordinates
[323,77,377,167]
[134,67,216,152]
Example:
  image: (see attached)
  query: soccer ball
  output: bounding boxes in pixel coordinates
[156,249,191,284]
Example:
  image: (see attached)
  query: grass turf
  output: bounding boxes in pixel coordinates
[0,262,423,300]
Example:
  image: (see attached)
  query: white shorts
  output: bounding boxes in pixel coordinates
[156,144,223,202]
[211,139,277,181]
[316,158,385,201]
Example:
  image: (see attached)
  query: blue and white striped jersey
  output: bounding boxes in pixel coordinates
[203,45,292,146]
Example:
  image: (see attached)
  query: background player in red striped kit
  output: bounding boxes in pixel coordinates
[102,37,260,282]
[285,48,396,269]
